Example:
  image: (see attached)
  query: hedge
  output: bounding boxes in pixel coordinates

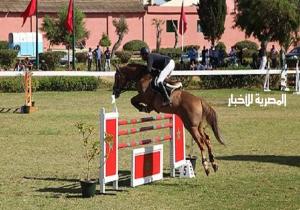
[153,48,182,60]
[115,51,132,63]
[123,40,148,51]
[0,49,18,69]
[0,41,9,50]
[0,77,113,92]
[235,40,258,51]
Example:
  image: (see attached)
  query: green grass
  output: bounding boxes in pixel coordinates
[0,89,299,210]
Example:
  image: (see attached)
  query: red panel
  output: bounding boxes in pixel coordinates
[105,119,117,177]
[174,115,184,162]
[135,151,161,179]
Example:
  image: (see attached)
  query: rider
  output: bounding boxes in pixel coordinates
[140,47,175,105]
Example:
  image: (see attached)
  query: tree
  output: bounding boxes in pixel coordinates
[234,0,300,51]
[196,0,227,46]
[42,6,89,49]
[41,6,89,68]
[111,16,129,57]
[99,33,111,49]
[152,19,165,51]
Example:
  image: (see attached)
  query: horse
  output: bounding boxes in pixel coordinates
[112,63,225,175]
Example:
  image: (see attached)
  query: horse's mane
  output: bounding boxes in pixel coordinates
[120,63,150,81]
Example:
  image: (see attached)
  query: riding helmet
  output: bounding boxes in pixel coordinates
[140,47,150,55]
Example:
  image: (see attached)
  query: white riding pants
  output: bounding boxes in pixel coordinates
[156,59,175,85]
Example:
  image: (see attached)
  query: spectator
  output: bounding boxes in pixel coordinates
[259,43,267,70]
[87,47,93,71]
[279,47,286,70]
[205,48,210,68]
[251,52,259,69]
[189,60,197,70]
[228,46,237,65]
[23,57,33,70]
[104,47,111,71]
[201,46,206,65]
[14,59,24,71]
[237,48,244,66]
[210,47,219,69]
[270,45,278,69]
[93,45,102,71]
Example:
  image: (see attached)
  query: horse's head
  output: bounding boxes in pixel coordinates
[113,64,149,98]
[112,67,127,98]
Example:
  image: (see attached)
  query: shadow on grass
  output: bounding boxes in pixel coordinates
[23,176,78,182]
[218,155,300,167]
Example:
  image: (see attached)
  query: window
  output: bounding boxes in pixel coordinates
[166,20,177,33]
[197,20,202,33]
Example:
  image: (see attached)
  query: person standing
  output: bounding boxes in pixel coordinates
[259,43,267,70]
[279,47,286,69]
[270,45,278,69]
[104,47,111,71]
[93,45,102,71]
[87,48,93,71]
[201,46,206,65]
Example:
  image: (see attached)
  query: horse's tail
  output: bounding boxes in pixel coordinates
[202,101,225,145]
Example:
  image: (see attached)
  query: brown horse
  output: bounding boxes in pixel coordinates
[113,63,225,175]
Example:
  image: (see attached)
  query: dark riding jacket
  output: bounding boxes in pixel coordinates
[146,53,171,74]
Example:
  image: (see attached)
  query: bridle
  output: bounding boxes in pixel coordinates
[113,70,133,97]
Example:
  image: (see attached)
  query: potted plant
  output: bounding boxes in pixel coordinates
[75,122,100,198]
[186,138,198,172]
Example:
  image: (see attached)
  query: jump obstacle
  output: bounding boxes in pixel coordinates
[21,71,37,113]
[99,108,187,193]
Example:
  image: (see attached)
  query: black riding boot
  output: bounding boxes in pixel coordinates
[158,82,171,106]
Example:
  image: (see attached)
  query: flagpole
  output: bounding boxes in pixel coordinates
[72,0,75,70]
[35,0,39,70]
[181,0,184,52]
[181,18,183,52]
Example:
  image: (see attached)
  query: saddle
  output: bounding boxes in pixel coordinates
[151,78,183,96]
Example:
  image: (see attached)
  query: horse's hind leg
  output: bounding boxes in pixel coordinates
[187,126,210,176]
[200,126,218,172]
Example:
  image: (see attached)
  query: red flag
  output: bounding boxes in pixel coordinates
[21,0,37,27]
[65,0,73,33]
[179,0,187,35]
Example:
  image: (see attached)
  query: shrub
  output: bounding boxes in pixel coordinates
[215,42,226,53]
[76,52,87,63]
[198,74,280,89]
[153,48,182,60]
[0,41,9,50]
[115,51,132,63]
[0,77,102,92]
[0,49,18,69]
[235,40,258,51]
[39,51,66,70]
[99,33,111,48]
[123,40,148,51]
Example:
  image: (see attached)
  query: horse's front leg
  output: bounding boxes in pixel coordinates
[131,94,151,113]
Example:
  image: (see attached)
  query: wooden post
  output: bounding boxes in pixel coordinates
[22,71,36,113]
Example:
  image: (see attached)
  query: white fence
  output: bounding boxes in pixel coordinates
[0,69,297,77]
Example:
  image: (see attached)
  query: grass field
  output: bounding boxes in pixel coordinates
[0,88,299,210]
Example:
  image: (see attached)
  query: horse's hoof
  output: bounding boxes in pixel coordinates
[212,163,218,172]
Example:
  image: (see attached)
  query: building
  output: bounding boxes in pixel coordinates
[0,0,277,52]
